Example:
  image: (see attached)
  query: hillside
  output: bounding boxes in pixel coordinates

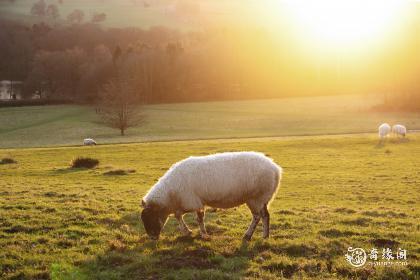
[1,94,419,148]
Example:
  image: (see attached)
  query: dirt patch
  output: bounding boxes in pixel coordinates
[341,217,372,227]
[371,238,400,248]
[274,244,318,258]
[43,191,65,198]
[319,229,358,238]
[206,224,227,235]
[182,248,213,259]
[276,210,296,215]
[162,256,214,269]
[263,261,299,278]
[362,210,407,218]
[334,208,357,214]
[4,225,36,234]
[103,169,136,176]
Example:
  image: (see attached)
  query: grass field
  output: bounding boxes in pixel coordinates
[1,134,419,279]
[1,94,420,149]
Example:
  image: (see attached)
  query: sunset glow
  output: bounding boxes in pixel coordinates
[280,0,409,49]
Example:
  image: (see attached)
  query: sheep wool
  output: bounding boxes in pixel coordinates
[392,124,407,137]
[141,152,282,241]
[83,138,97,146]
[378,123,391,139]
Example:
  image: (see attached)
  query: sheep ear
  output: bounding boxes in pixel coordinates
[141,199,146,208]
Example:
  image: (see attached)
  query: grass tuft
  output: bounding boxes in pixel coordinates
[70,157,99,169]
[0,157,17,164]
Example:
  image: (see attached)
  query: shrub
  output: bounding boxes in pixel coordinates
[0,158,17,164]
[70,157,99,169]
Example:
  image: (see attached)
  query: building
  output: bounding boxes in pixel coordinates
[0,81,23,100]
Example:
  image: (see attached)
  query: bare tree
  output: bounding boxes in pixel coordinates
[98,77,145,136]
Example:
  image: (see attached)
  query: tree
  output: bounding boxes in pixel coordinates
[30,0,46,17]
[28,49,86,100]
[28,50,63,98]
[67,9,85,24]
[98,78,145,136]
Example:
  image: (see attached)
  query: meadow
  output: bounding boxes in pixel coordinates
[1,134,419,279]
[1,94,420,149]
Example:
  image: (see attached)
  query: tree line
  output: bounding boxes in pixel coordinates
[0,19,280,104]
[0,15,419,110]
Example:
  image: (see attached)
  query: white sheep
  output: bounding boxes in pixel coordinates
[141,152,282,241]
[83,138,97,146]
[392,124,407,137]
[378,123,391,140]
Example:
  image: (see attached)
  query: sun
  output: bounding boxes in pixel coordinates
[280,0,408,50]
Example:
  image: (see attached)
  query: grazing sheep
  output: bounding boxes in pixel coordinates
[83,138,97,146]
[378,123,391,139]
[392,124,407,137]
[141,152,282,241]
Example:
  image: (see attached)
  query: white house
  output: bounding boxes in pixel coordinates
[0,81,23,100]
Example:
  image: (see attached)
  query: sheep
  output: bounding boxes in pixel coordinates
[141,152,282,241]
[392,124,407,137]
[378,123,391,140]
[83,138,97,146]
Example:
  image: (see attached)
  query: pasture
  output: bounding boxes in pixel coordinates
[1,134,419,279]
[1,94,420,149]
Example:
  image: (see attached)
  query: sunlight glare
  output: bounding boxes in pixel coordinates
[281,0,408,49]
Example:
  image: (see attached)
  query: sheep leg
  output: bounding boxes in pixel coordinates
[260,204,270,239]
[175,212,192,236]
[196,209,209,239]
[243,213,261,241]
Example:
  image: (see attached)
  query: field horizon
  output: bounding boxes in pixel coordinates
[1,94,419,149]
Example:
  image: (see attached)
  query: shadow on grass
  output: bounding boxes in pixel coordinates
[376,137,410,148]
[57,211,252,279]
[50,167,97,175]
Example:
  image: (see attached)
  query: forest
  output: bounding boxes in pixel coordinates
[0,0,419,109]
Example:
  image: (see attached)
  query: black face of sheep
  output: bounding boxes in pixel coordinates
[141,206,168,240]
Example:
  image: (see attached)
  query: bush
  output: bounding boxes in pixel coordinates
[70,157,99,169]
[0,158,17,164]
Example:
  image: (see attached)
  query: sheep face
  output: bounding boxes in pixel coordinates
[141,205,168,240]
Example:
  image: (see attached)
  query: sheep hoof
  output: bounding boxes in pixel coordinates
[242,234,252,242]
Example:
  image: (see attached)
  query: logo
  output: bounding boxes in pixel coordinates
[345,247,408,268]
[345,247,367,267]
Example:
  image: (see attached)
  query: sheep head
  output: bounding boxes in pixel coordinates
[141,203,168,240]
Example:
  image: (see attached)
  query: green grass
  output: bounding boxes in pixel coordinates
[1,134,419,279]
[1,94,419,148]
